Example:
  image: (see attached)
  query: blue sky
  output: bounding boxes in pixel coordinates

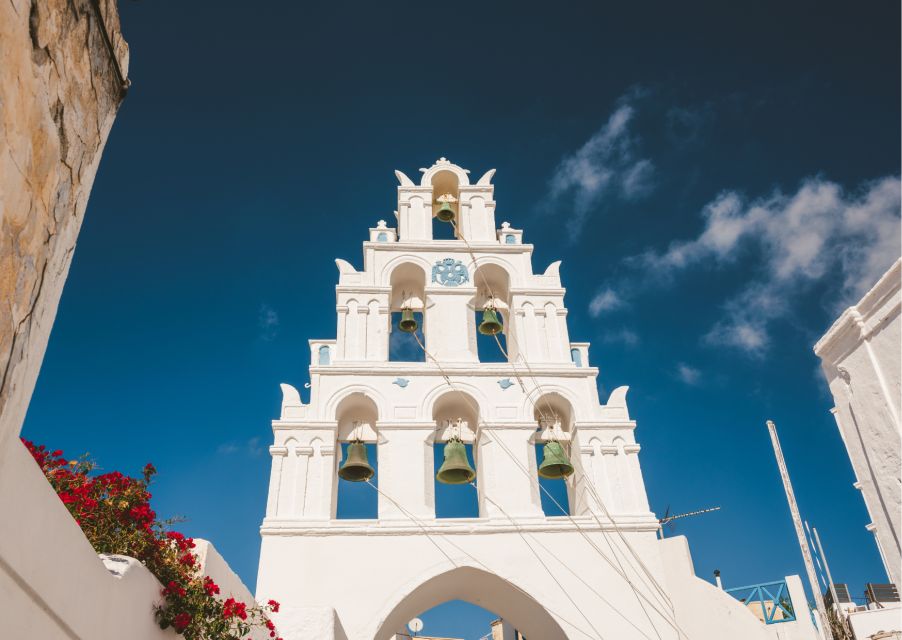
[22,1,900,638]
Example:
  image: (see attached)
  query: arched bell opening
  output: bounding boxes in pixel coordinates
[431,391,479,518]
[531,393,575,517]
[370,566,567,640]
[389,262,427,362]
[334,393,379,519]
[472,263,512,363]
[431,169,460,240]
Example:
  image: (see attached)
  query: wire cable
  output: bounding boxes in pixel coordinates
[409,330,685,638]
[363,480,603,640]
[449,216,683,623]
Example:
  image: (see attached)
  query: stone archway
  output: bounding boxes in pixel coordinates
[371,566,568,640]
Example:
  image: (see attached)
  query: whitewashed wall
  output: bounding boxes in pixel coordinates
[815,258,901,587]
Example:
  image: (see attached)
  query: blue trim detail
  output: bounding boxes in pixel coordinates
[431,258,469,287]
[724,580,797,624]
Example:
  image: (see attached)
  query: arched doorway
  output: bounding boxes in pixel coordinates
[371,566,568,640]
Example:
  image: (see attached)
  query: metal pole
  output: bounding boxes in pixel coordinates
[766,420,834,640]
[813,527,842,614]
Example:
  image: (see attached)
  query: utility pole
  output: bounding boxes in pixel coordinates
[766,420,834,640]
[813,526,841,613]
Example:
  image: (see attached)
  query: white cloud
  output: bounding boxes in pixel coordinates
[258,304,279,340]
[548,95,655,239]
[639,175,901,355]
[218,438,265,456]
[601,328,640,347]
[676,363,702,385]
[589,288,625,317]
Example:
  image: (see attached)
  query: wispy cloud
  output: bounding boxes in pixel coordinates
[589,288,625,317]
[258,304,279,341]
[548,92,655,240]
[601,328,640,347]
[218,437,265,456]
[636,175,901,356]
[676,363,702,385]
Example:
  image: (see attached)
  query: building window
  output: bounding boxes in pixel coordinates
[570,348,582,367]
[505,234,516,244]
[318,345,331,365]
[376,232,388,242]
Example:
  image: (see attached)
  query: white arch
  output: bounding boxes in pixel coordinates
[421,381,491,422]
[324,384,387,422]
[521,384,583,424]
[467,254,522,288]
[368,561,568,640]
[419,160,471,187]
[380,254,433,287]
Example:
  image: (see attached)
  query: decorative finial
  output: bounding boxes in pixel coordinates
[377,220,387,229]
[501,221,511,229]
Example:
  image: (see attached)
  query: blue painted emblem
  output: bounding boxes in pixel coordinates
[392,377,409,388]
[431,258,469,287]
[497,378,514,390]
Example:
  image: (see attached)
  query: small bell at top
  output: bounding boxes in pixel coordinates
[538,441,574,480]
[478,307,503,336]
[338,441,375,482]
[435,201,455,223]
[399,308,418,333]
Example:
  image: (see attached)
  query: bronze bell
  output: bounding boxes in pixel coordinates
[435,202,455,223]
[538,441,574,480]
[478,307,503,336]
[399,308,418,333]
[338,441,375,482]
[436,439,476,485]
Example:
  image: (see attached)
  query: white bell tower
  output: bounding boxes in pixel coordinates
[255,159,783,640]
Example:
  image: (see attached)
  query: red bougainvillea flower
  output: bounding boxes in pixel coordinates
[173,612,191,632]
[22,438,283,640]
[203,576,220,596]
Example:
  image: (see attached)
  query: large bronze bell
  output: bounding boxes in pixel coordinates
[435,202,455,223]
[478,307,503,336]
[538,441,574,480]
[399,308,418,333]
[436,439,476,484]
[338,441,375,482]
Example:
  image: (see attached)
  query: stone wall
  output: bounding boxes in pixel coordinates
[0,0,129,452]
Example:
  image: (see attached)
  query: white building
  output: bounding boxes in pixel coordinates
[255,158,816,640]
[814,258,901,589]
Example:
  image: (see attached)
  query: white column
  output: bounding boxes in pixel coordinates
[523,303,540,360]
[277,442,297,516]
[356,305,369,360]
[624,444,650,512]
[266,446,287,517]
[544,302,562,361]
[476,426,543,519]
[335,306,348,360]
[377,426,435,520]
[425,289,478,362]
[295,446,312,516]
[365,300,383,360]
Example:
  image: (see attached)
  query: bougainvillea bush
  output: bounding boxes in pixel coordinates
[23,439,281,640]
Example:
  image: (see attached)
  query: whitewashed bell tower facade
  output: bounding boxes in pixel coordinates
[256,159,778,640]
